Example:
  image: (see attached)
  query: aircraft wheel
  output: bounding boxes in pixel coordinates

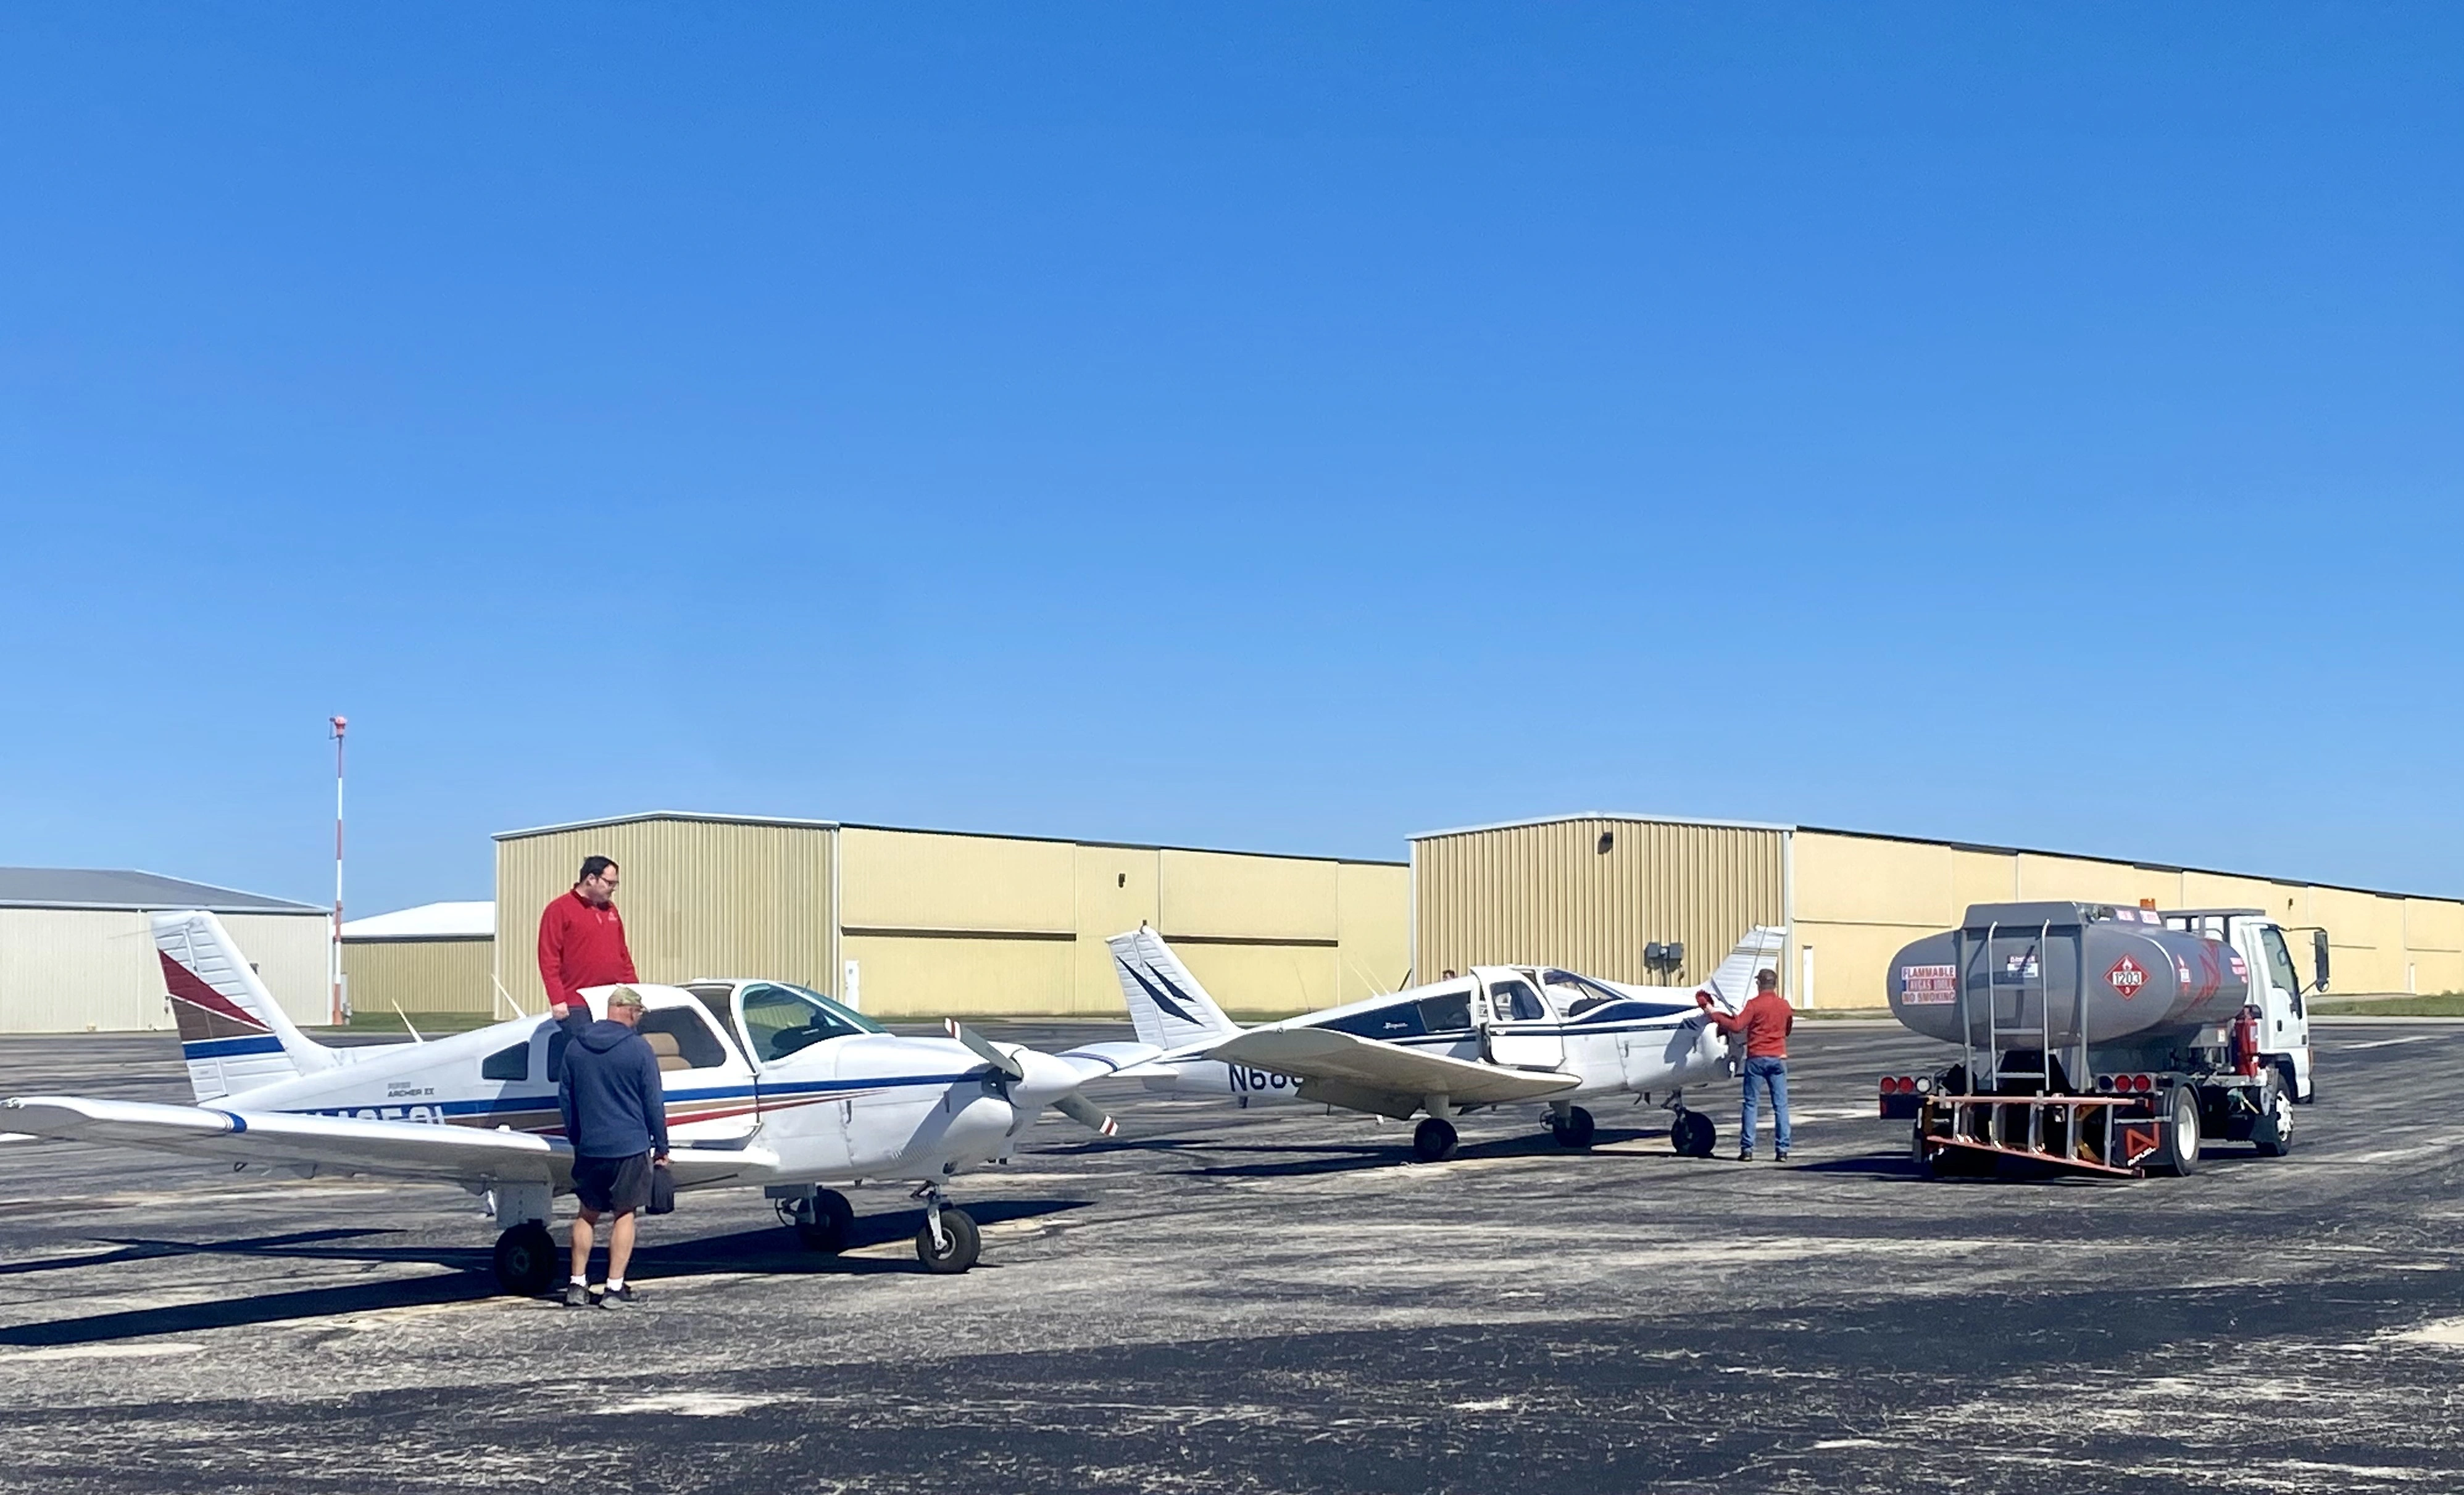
[1413,1117,1459,1162]
[1552,1107,1596,1149]
[794,1190,856,1254]
[915,1207,982,1274]
[1671,1110,1717,1159]
[2150,1085,2203,1177]
[492,1222,560,1296]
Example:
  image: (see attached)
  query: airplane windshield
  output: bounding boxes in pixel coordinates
[1542,970,1626,1016]
[739,983,884,1062]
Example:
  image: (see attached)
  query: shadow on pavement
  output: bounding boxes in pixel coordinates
[1183,1130,1665,1180]
[0,1201,1090,1347]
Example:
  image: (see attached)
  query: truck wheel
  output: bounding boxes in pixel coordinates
[2254,1075,2295,1157]
[2151,1085,2202,1177]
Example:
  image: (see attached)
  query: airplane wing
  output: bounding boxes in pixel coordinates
[0,1096,775,1189]
[1205,1030,1579,1112]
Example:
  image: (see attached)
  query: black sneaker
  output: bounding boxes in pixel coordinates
[1775,1150,1791,1163]
[562,1282,591,1309]
[598,1285,640,1308]
[1736,1149,1754,1162]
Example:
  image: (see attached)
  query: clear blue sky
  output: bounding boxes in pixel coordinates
[2,6,2458,915]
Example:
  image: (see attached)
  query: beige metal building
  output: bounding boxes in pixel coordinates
[493,813,1410,1019]
[1412,814,2464,1009]
[0,868,331,1033]
[341,901,498,1018]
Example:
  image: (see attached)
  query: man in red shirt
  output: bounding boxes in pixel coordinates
[1697,968,1794,1162]
[538,856,639,1030]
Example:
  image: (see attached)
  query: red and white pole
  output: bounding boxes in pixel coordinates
[330,715,348,1024]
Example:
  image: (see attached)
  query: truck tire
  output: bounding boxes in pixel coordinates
[2150,1084,2202,1177]
[2253,1073,2295,1157]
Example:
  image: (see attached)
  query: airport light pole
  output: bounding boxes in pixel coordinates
[330,715,348,1025]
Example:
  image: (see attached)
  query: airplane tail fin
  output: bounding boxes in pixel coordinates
[1107,927,1241,1051]
[155,910,340,1102]
[1696,925,1788,1012]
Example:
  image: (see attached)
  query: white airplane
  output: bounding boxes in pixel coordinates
[0,911,1154,1289]
[1105,925,1787,1162]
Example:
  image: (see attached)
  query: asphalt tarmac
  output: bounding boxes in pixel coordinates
[2,1018,2460,1494]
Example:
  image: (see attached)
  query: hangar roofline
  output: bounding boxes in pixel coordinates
[1409,811,1796,839]
[1407,812,2454,905]
[494,810,1405,868]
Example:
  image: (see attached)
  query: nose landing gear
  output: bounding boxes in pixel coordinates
[912,1184,983,1273]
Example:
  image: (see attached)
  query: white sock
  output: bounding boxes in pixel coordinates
[570,1275,588,1286]
[605,1278,625,1292]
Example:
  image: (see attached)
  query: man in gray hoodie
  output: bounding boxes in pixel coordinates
[556,986,670,1307]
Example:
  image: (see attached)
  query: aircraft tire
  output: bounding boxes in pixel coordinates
[1413,1117,1459,1162]
[1553,1107,1596,1149]
[1671,1110,1716,1159]
[492,1222,560,1296]
[795,1190,856,1254]
[915,1207,982,1274]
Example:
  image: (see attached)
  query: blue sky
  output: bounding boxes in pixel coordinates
[1,6,2458,914]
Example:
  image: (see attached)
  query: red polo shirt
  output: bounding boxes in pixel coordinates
[537,890,638,1009]
[1700,989,1794,1059]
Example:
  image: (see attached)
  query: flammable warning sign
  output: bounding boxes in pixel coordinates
[1902,964,1958,1005]
[2107,955,2149,999]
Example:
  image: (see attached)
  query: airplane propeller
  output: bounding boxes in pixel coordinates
[944,1019,1120,1138]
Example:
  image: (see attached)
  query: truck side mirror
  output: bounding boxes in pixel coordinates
[2312,929,2331,993]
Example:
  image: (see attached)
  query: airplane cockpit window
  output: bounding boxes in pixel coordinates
[546,1028,572,1084]
[481,1041,529,1082]
[1486,978,1548,1022]
[636,1006,730,1070]
[1417,991,1473,1033]
[739,983,882,1063]
[1543,970,1625,1017]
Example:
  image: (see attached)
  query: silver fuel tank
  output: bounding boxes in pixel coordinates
[1887,901,2251,1050]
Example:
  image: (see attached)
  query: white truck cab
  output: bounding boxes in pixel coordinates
[2161,909,2323,1102]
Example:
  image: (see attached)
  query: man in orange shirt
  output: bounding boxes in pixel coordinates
[1697,967,1794,1162]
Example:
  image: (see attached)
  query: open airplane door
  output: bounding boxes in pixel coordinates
[1478,969,1566,1070]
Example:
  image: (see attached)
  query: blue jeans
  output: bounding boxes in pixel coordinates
[1740,1056,1791,1155]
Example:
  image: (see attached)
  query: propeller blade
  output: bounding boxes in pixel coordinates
[1051,1091,1118,1138]
[944,1018,1026,1081]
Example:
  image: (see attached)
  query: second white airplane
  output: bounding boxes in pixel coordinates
[1104,925,1785,1162]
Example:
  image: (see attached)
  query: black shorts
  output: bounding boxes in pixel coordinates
[573,1151,653,1215]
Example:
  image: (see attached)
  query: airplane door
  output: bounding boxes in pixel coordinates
[735,983,872,1152]
[1480,972,1566,1070]
[634,1001,760,1146]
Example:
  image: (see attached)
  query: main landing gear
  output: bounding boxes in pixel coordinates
[1413,1116,1459,1162]
[913,1184,982,1274]
[1549,1104,1596,1150]
[778,1189,857,1254]
[493,1220,560,1296]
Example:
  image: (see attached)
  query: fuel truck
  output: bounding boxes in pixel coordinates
[1876,901,2326,1178]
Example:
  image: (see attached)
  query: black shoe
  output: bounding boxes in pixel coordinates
[1736,1149,1754,1162]
[562,1282,591,1309]
[1775,1150,1791,1163]
[598,1284,640,1308]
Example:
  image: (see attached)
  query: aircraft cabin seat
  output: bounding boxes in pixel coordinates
[641,1031,691,1072]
